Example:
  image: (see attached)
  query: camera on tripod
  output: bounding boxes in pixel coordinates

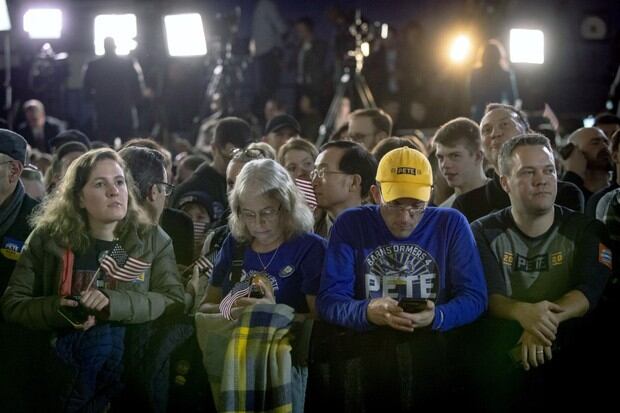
[343,10,387,72]
[316,9,383,146]
[201,6,249,118]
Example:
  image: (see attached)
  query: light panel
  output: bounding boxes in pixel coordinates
[94,14,137,55]
[24,9,62,39]
[510,29,544,64]
[164,13,207,57]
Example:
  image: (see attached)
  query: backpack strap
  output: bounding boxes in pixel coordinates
[229,240,246,284]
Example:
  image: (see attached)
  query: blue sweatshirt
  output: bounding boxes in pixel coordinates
[317,205,487,332]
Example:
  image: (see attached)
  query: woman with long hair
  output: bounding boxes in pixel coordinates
[469,39,520,122]
[1,148,184,411]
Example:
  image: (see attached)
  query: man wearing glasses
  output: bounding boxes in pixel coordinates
[0,130,39,293]
[310,141,377,237]
[347,108,393,151]
[0,129,44,411]
[316,147,487,410]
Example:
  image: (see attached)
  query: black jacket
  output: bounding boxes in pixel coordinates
[171,163,227,221]
[16,117,65,153]
[0,193,38,295]
[160,207,194,267]
[453,173,584,223]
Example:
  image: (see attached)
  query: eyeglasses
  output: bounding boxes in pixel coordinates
[239,205,281,224]
[379,188,426,218]
[310,168,349,180]
[156,182,175,196]
[231,148,267,162]
[347,132,374,143]
[382,202,426,218]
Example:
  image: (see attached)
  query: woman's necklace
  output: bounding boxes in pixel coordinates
[256,244,281,273]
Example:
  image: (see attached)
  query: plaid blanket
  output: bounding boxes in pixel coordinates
[219,304,295,413]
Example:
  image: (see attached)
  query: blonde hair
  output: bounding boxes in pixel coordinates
[277,137,318,165]
[31,148,152,253]
[228,159,313,243]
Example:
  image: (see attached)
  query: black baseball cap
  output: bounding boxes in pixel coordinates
[0,129,28,164]
[264,114,301,135]
[50,129,91,151]
[175,191,215,219]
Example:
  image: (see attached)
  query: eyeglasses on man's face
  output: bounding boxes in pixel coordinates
[379,188,426,218]
[309,167,349,181]
[156,182,175,196]
[239,205,281,224]
[382,201,426,218]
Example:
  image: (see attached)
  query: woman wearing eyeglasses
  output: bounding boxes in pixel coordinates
[1,148,184,411]
[198,159,325,318]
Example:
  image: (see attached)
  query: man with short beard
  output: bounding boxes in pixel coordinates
[563,127,613,203]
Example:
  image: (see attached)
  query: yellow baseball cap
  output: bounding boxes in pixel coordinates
[376,147,433,202]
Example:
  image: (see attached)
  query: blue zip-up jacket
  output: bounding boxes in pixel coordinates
[317,205,487,332]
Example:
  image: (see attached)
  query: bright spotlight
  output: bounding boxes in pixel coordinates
[449,35,471,63]
[510,29,544,64]
[361,41,370,57]
[0,0,11,31]
[23,9,62,39]
[164,13,207,57]
[94,14,137,56]
[380,23,388,40]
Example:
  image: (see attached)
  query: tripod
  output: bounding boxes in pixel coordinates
[316,11,377,147]
[316,65,375,147]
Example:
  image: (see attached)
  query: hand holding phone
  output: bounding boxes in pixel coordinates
[57,296,90,328]
[398,298,428,313]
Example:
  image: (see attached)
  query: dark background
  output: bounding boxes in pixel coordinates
[3,0,620,134]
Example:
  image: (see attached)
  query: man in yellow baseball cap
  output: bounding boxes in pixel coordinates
[315,146,487,410]
[371,146,433,238]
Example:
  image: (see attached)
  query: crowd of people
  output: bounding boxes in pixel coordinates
[0,96,617,411]
[0,2,618,412]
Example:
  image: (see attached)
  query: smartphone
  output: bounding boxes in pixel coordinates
[249,284,264,299]
[57,296,89,327]
[398,298,428,313]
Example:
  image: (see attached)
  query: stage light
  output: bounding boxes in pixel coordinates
[380,23,388,40]
[510,29,544,64]
[94,14,137,56]
[361,41,370,57]
[23,9,62,39]
[0,0,11,31]
[449,34,471,63]
[164,13,207,57]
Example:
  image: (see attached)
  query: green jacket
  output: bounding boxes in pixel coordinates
[1,224,185,330]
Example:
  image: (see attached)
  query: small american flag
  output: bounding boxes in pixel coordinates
[193,221,208,255]
[194,255,214,273]
[295,177,317,210]
[219,274,279,320]
[220,280,252,320]
[100,241,150,282]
